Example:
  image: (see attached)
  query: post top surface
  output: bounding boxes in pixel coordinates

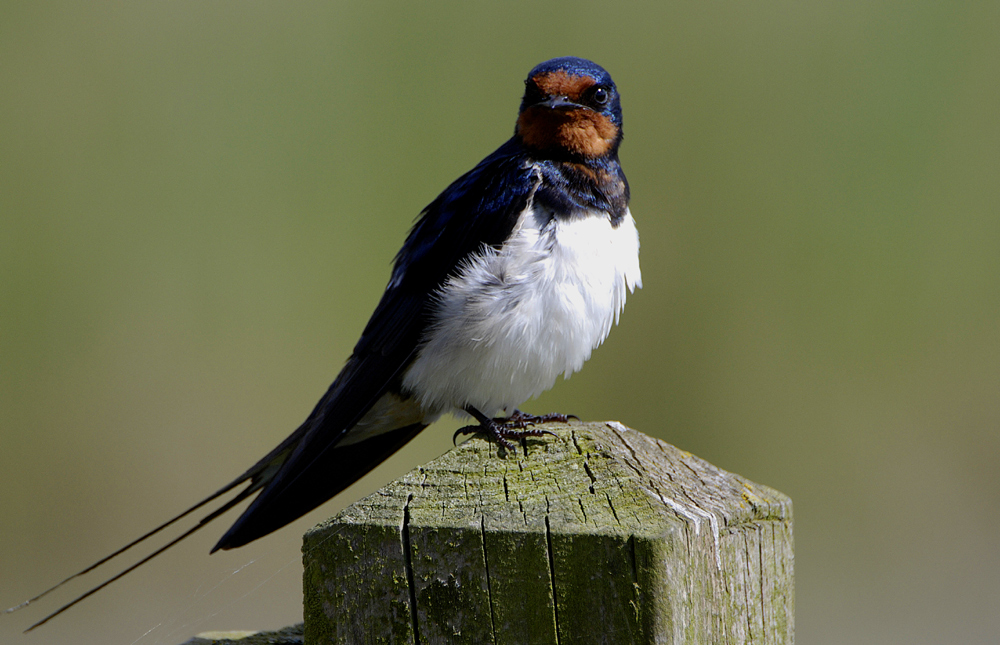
[308,421,790,538]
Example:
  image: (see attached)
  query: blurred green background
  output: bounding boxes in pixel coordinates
[2,2,998,644]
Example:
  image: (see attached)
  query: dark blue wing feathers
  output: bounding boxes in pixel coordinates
[213,138,534,549]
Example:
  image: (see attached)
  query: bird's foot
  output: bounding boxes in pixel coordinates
[501,409,578,428]
[453,408,572,452]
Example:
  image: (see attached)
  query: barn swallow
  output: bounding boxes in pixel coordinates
[15,56,641,629]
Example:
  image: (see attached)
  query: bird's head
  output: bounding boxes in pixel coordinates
[516,57,623,161]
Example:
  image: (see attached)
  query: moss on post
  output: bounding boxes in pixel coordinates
[303,421,793,644]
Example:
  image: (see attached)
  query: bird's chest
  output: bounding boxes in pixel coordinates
[402,205,640,415]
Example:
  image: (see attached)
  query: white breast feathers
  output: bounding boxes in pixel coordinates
[402,204,641,417]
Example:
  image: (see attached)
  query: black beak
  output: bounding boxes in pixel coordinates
[536,95,584,110]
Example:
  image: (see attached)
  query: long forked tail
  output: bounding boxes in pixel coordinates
[5,377,427,630]
[5,472,260,633]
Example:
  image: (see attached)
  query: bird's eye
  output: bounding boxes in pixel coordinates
[592,87,609,105]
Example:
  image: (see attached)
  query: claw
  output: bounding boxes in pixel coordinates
[455,407,569,452]
[501,410,578,428]
[453,424,480,446]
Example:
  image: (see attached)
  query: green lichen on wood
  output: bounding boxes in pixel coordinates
[302,421,793,644]
[302,507,413,645]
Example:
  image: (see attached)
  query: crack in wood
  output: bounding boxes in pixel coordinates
[742,531,753,639]
[479,516,498,644]
[544,514,562,645]
[402,493,421,645]
[759,528,767,640]
[605,492,621,525]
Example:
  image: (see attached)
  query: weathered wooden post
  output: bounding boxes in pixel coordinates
[302,421,793,644]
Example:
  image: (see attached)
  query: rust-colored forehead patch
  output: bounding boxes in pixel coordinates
[531,70,596,101]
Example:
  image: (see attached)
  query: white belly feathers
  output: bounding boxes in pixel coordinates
[401,203,641,417]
